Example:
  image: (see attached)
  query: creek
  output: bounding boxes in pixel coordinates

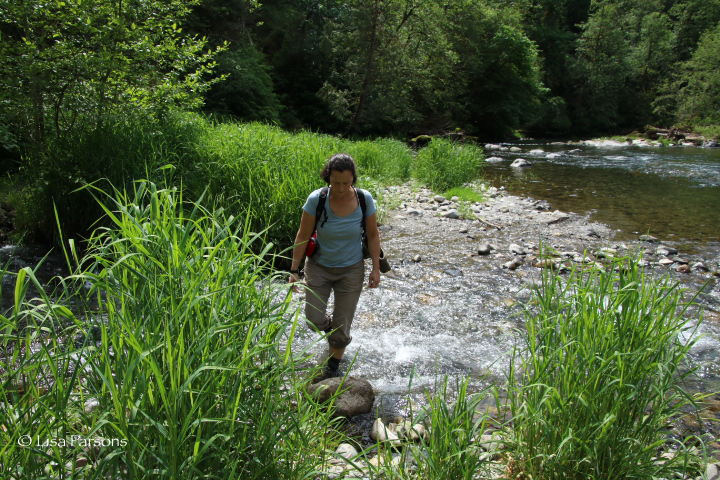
[290,140,720,426]
[2,141,720,428]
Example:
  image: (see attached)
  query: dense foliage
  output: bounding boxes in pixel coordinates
[1,0,719,242]
[184,0,720,137]
[2,0,719,150]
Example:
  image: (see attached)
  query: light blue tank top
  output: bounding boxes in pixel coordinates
[302,188,376,268]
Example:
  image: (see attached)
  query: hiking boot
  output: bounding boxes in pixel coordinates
[324,356,342,378]
[323,364,343,378]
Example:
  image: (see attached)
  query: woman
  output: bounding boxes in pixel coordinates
[288,153,381,378]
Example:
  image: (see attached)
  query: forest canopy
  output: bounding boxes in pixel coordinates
[1,0,720,150]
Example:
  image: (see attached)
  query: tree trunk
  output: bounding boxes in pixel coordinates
[347,0,380,136]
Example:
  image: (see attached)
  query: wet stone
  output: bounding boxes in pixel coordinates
[511,158,532,168]
[478,244,493,255]
[443,268,464,277]
[658,245,679,255]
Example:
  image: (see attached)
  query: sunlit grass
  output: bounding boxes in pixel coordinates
[503,258,704,479]
[414,139,484,192]
[442,186,484,203]
[1,181,340,479]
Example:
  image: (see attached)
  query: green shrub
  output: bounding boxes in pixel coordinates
[505,258,703,479]
[348,138,414,182]
[442,186,484,203]
[414,139,484,192]
[1,181,339,479]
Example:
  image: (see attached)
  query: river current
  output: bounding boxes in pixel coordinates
[3,141,719,421]
[289,141,720,419]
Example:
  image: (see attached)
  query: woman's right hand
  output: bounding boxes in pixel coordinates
[288,272,300,293]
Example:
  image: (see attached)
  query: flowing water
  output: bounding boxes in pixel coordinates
[3,142,720,420]
[487,141,720,251]
[290,141,720,419]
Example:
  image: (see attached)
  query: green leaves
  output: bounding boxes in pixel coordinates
[506,257,703,479]
[0,0,223,146]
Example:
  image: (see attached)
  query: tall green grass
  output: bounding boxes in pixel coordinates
[1,181,340,479]
[505,258,703,479]
[12,113,483,251]
[414,139,484,192]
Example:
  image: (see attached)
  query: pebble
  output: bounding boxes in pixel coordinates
[478,244,493,255]
[585,228,601,238]
[485,156,504,163]
[335,443,358,462]
[443,268,464,277]
[659,258,675,266]
[705,463,720,480]
[370,419,401,447]
[434,195,446,203]
[639,234,658,242]
[658,245,679,255]
[441,209,459,219]
[677,264,691,274]
[535,259,556,269]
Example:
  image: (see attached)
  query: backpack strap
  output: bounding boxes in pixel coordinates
[355,187,367,234]
[314,187,329,230]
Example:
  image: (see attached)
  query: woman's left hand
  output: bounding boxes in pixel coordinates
[368,268,380,288]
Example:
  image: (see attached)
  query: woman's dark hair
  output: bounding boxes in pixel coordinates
[320,153,357,185]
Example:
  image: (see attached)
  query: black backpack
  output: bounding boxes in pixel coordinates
[313,186,367,235]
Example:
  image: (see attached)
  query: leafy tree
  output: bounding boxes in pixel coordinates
[182,0,280,122]
[447,1,545,138]
[0,0,223,149]
[674,23,720,124]
[522,0,591,133]
[315,0,458,136]
[571,0,632,131]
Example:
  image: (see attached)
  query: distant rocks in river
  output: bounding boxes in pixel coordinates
[485,156,503,163]
[511,158,532,168]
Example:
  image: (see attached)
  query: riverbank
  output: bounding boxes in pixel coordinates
[300,180,720,478]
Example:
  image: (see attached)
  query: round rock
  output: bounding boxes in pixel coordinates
[477,244,492,255]
[307,376,375,418]
[511,158,532,168]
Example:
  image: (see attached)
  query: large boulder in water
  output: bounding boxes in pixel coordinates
[511,158,532,168]
[307,376,375,418]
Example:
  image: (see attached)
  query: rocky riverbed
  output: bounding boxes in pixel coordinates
[305,180,720,478]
